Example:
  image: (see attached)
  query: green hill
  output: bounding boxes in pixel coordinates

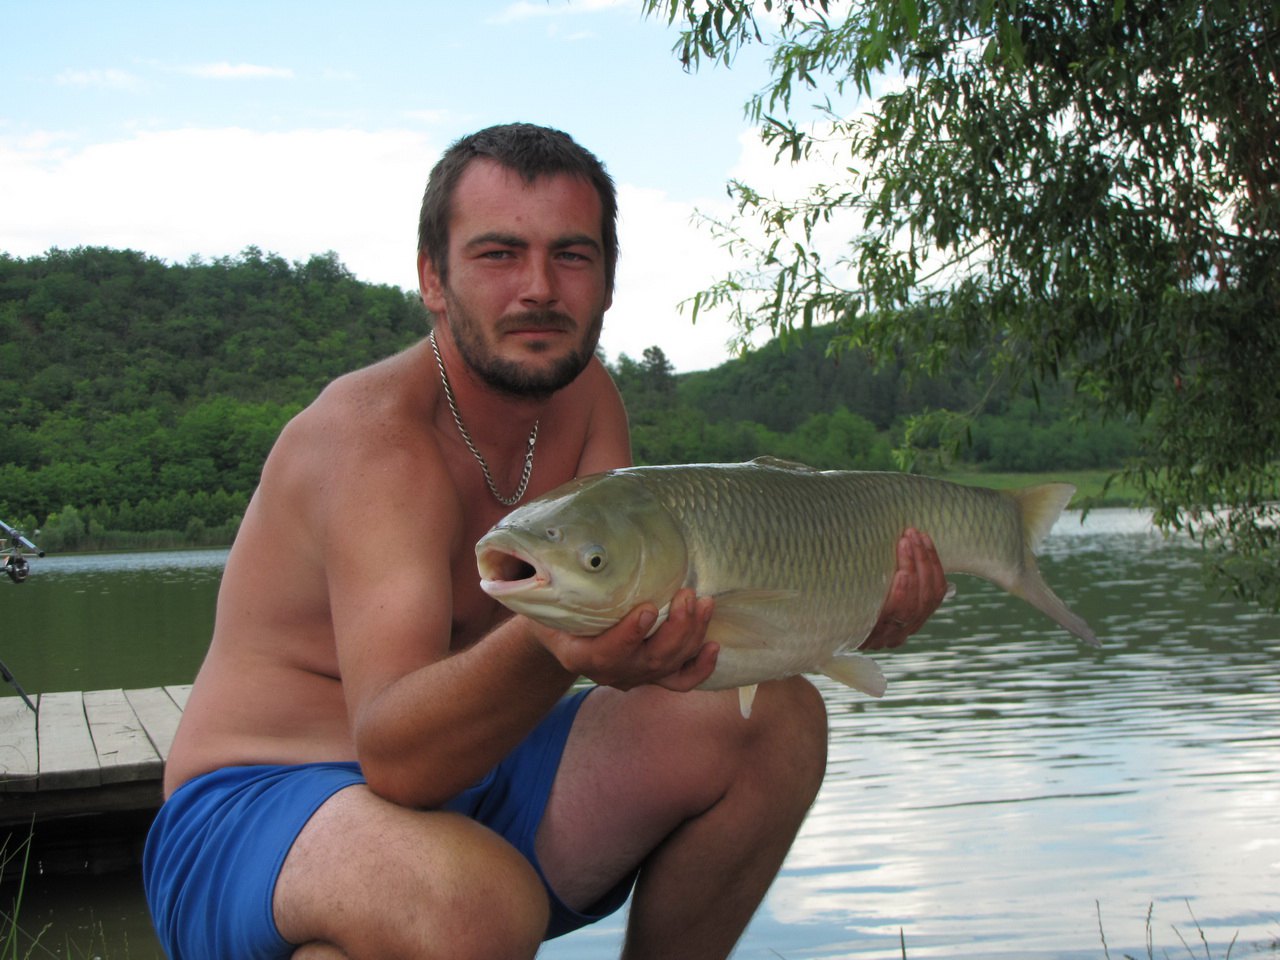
[0,246,1141,550]
[1,246,428,546]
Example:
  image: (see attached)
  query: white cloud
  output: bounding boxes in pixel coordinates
[0,124,751,371]
[0,127,433,291]
[176,62,295,80]
[716,114,908,301]
[402,109,452,125]
[489,0,631,24]
[600,183,749,371]
[54,68,143,91]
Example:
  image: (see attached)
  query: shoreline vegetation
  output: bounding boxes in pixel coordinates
[2,248,1150,559]
[946,467,1145,509]
[17,468,1143,559]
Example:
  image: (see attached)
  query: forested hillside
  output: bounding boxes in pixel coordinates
[0,247,429,549]
[611,335,1140,474]
[0,247,1141,552]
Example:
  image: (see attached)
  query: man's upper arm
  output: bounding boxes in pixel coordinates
[308,423,459,722]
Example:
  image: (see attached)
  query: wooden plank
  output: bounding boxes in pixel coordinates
[165,684,193,711]
[125,687,183,760]
[0,696,38,792]
[83,689,162,784]
[0,686,196,828]
[38,691,101,790]
[1,779,164,827]
[0,685,193,826]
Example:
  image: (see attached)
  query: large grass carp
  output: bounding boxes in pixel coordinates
[476,458,1098,716]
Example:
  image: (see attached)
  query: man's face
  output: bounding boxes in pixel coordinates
[419,159,612,399]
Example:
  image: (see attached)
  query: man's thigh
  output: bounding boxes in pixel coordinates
[146,762,548,960]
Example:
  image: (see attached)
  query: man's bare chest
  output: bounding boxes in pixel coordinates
[448,561,509,649]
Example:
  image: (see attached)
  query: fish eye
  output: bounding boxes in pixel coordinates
[578,544,607,572]
[545,527,563,542]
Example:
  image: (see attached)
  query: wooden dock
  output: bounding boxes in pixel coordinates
[0,685,190,827]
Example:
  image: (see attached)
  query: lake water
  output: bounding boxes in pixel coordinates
[2,510,1277,958]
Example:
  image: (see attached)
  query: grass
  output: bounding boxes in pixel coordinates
[1,833,42,960]
[6,830,1275,960]
[765,902,1278,960]
[0,834,118,960]
[938,466,1146,509]
[1094,899,1275,960]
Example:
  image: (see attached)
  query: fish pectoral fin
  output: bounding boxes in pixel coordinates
[819,653,887,698]
[704,589,800,650]
[737,684,759,719]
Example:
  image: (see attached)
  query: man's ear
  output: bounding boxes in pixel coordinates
[418,250,446,313]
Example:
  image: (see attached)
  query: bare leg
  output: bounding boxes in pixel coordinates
[274,784,549,960]
[536,676,828,960]
[292,946,347,959]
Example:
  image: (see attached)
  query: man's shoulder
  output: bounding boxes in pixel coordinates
[543,357,630,475]
[267,342,446,486]
[294,343,432,438]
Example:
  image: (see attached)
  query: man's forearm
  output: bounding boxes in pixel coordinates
[354,618,578,808]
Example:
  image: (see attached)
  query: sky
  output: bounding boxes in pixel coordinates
[1,0,811,373]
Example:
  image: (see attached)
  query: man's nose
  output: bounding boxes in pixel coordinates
[519,256,558,308]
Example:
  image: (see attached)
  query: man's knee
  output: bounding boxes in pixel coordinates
[757,676,829,798]
[466,844,550,960]
[278,794,549,960]
[368,816,550,960]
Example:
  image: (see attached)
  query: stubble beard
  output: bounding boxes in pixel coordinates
[443,288,604,401]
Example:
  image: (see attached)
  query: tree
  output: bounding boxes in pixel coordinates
[641,0,1280,606]
[0,247,427,537]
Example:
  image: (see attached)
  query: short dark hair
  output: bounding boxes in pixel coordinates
[418,123,619,291]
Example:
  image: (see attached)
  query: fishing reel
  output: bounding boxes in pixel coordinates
[0,518,41,710]
[1,518,43,584]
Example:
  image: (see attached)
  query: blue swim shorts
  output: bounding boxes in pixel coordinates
[143,687,634,960]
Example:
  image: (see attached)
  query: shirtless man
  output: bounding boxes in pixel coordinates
[143,123,946,960]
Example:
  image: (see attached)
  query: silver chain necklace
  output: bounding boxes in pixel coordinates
[429,331,538,507]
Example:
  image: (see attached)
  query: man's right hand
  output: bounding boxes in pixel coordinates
[529,589,718,692]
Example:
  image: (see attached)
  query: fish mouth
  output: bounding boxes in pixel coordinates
[476,543,548,597]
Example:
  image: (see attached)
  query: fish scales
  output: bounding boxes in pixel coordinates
[638,464,1023,595]
[475,459,1098,714]
[630,465,1033,683]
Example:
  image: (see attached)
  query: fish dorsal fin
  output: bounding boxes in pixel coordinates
[820,653,887,698]
[704,589,800,650]
[749,455,818,472]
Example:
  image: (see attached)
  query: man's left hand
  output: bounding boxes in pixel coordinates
[860,528,948,651]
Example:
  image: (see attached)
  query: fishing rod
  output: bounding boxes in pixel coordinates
[2,517,43,584]
[1,517,42,711]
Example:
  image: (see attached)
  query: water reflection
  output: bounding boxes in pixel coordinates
[0,549,224,695]
[23,549,229,576]
[541,510,1280,959]
[4,514,1279,959]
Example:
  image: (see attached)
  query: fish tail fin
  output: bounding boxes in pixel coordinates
[1010,483,1077,552]
[1007,483,1101,648]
